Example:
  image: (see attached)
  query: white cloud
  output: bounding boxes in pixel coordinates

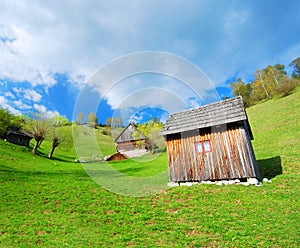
[23,89,42,102]
[84,52,220,117]
[1,0,300,120]
[12,87,22,93]
[0,1,148,87]
[11,87,42,102]
[33,103,60,119]
[0,95,21,114]
[1,1,299,89]
[4,91,14,98]
[13,100,31,109]
[0,25,56,87]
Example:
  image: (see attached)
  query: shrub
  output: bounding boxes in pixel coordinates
[277,78,300,97]
[102,127,111,136]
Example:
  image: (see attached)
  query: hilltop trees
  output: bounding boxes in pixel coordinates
[77,112,84,125]
[105,117,113,126]
[117,116,123,127]
[102,116,123,135]
[290,57,300,78]
[77,112,103,127]
[230,78,252,107]
[87,112,98,128]
[231,58,300,106]
[105,116,123,127]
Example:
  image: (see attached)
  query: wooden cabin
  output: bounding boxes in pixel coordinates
[6,126,33,147]
[115,122,146,152]
[161,96,260,182]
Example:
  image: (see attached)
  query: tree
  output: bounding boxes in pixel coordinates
[153,117,160,124]
[0,108,22,138]
[289,57,300,78]
[230,78,252,107]
[106,117,113,126]
[274,63,287,76]
[49,115,69,127]
[23,115,50,154]
[250,69,276,102]
[105,117,121,127]
[277,77,299,97]
[77,112,84,125]
[87,112,98,128]
[230,60,299,106]
[221,96,231,100]
[133,119,164,154]
[263,64,298,97]
[117,116,123,127]
[265,65,280,86]
[47,116,71,159]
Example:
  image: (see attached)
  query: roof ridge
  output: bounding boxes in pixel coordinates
[161,96,246,136]
[169,96,243,117]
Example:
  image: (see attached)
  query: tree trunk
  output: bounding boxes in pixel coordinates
[150,147,154,154]
[261,82,271,99]
[271,69,279,86]
[48,137,59,159]
[48,145,57,159]
[32,140,39,154]
[37,137,44,148]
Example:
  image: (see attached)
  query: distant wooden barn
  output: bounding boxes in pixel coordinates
[6,126,33,147]
[115,122,146,152]
[161,96,260,182]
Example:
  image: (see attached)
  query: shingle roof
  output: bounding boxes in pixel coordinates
[6,127,33,138]
[115,123,146,143]
[161,96,248,136]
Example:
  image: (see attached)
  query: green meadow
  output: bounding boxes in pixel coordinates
[0,89,299,247]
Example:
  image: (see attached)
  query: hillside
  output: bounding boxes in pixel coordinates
[247,88,300,177]
[0,89,299,247]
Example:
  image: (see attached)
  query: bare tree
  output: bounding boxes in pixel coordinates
[77,112,84,125]
[23,115,50,154]
[47,116,70,159]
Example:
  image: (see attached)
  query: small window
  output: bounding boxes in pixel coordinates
[195,140,212,153]
[203,141,211,152]
[196,143,203,153]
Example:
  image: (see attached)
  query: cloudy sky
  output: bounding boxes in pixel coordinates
[0,0,299,124]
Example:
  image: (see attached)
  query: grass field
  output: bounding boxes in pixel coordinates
[0,89,299,247]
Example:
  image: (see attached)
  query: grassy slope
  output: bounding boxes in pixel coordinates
[248,89,300,176]
[0,90,299,247]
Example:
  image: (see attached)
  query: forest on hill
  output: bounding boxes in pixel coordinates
[230,57,300,107]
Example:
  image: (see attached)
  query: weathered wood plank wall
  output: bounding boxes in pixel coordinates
[117,141,137,151]
[166,123,260,182]
[116,139,146,151]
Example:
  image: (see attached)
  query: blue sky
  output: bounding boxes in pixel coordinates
[0,0,299,124]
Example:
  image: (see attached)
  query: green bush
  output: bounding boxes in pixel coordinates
[0,108,23,138]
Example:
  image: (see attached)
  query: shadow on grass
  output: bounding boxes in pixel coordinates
[257,156,282,179]
[118,166,148,175]
[50,156,77,162]
[0,164,88,178]
[33,151,76,163]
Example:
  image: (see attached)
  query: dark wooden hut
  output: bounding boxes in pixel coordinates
[6,126,33,147]
[161,96,260,182]
[115,122,146,152]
